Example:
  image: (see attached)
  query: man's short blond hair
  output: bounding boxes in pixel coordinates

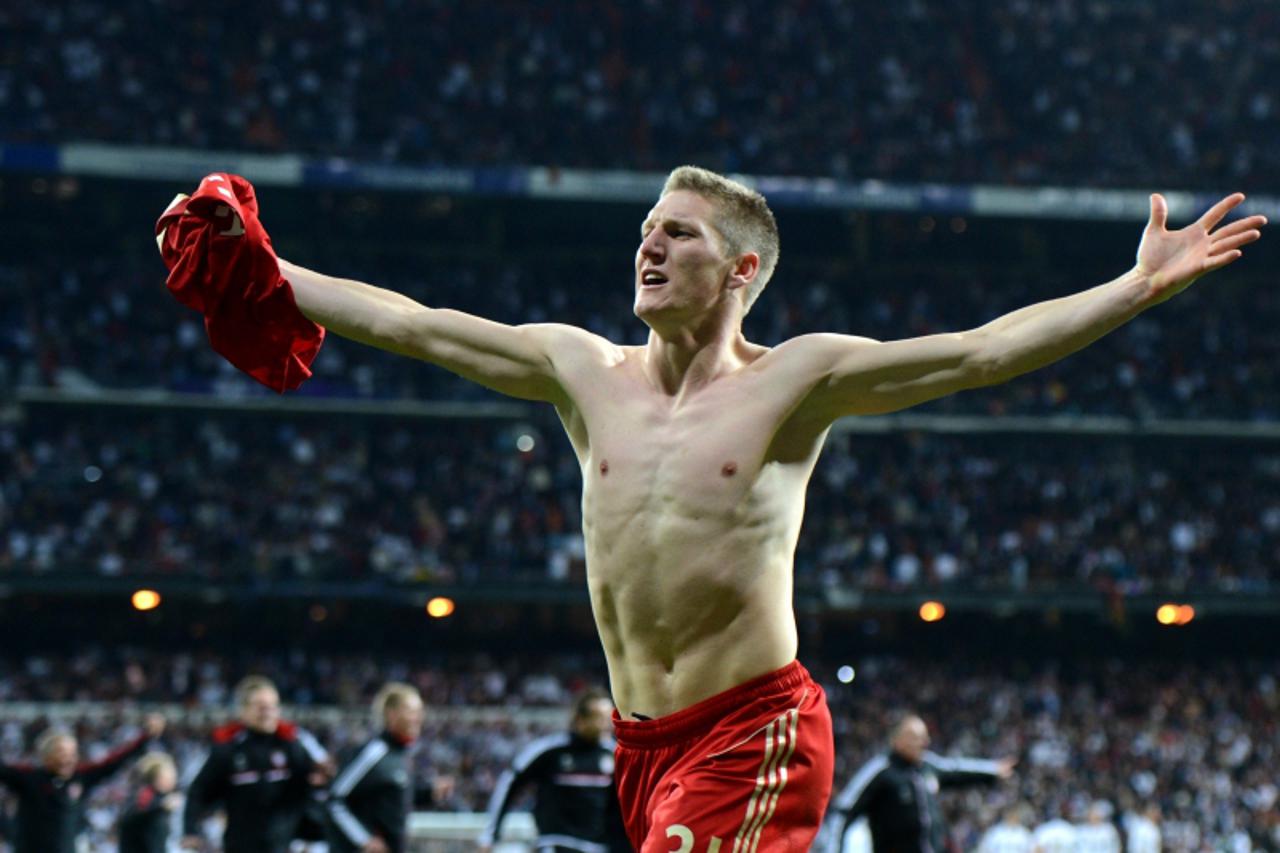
[134,752,176,785]
[36,727,74,757]
[373,682,422,719]
[661,165,780,313]
[234,675,278,707]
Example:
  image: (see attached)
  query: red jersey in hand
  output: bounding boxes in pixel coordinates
[155,173,324,393]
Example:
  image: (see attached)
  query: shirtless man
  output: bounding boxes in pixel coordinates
[173,167,1263,851]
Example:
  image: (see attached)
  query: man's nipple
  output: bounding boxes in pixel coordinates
[600,459,609,476]
[721,461,737,477]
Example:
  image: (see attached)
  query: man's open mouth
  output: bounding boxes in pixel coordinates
[641,271,669,287]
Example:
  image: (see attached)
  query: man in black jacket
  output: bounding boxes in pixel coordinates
[181,675,329,852]
[119,752,182,853]
[820,714,1015,853]
[480,688,628,853]
[326,682,426,853]
[0,713,165,853]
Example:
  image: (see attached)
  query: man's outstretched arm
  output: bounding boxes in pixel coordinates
[280,260,589,405]
[789,193,1266,421]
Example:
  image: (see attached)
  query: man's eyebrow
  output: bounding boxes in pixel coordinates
[640,216,697,236]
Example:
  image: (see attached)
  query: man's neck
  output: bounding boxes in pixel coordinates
[642,321,751,397]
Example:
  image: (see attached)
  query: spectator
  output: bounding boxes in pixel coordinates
[1073,801,1121,853]
[977,806,1033,853]
[1031,811,1076,853]
[1123,803,1161,853]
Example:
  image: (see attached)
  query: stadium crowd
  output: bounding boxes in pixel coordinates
[4,255,1279,419]
[0,652,1274,851]
[3,410,1279,592]
[5,1,1280,189]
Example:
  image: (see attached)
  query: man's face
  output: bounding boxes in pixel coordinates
[891,717,930,764]
[572,698,614,742]
[43,736,78,778]
[634,190,737,326]
[240,687,281,734]
[386,695,426,742]
[153,763,178,793]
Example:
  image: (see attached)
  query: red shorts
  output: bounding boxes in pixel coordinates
[612,660,834,853]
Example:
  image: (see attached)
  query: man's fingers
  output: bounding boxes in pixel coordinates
[1148,193,1168,231]
[1213,214,1268,240]
[1211,229,1262,255]
[1204,249,1243,272]
[1197,192,1246,231]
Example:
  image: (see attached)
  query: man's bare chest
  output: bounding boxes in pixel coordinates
[577,390,790,516]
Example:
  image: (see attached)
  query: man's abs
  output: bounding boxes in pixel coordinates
[587,545,800,719]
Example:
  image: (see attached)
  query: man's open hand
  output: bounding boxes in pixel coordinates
[1137,192,1266,303]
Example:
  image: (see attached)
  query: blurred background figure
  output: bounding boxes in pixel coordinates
[325,682,426,853]
[1031,806,1077,853]
[820,713,1014,853]
[977,805,1033,853]
[1073,801,1121,853]
[181,676,329,852]
[118,752,182,853]
[0,714,163,853]
[480,688,627,853]
[1123,803,1162,853]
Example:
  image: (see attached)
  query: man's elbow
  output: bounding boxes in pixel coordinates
[383,306,433,357]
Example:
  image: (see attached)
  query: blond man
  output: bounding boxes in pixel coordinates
[0,714,164,853]
[166,166,1263,851]
[326,683,426,853]
[182,676,328,852]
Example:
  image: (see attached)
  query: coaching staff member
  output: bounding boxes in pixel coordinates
[821,713,1015,853]
[181,675,328,852]
[480,687,628,853]
[118,752,183,853]
[0,713,165,853]
[325,683,425,853]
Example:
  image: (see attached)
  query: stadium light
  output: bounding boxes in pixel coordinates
[837,665,856,683]
[918,601,946,623]
[426,596,456,619]
[131,589,161,611]
[1157,603,1196,625]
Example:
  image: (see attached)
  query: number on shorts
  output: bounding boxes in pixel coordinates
[665,825,723,853]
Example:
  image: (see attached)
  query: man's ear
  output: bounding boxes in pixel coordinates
[726,251,761,292]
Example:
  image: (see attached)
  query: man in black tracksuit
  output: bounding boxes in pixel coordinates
[119,752,182,853]
[0,713,165,853]
[326,683,427,853]
[480,688,629,853]
[181,675,328,853]
[820,714,1015,853]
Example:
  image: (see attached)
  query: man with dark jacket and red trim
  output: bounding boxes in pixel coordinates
[820,713,1016,853]
[119,752,182,853]
[181,675,330,853]
[0,712,165,853]
[480,688,629,853]
[326,682,427,853]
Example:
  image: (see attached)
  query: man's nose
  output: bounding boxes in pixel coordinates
[639,231,665,260]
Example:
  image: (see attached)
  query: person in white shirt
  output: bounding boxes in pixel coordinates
[979,806,1033,853]
[1073,801,1120,853]
[1031,815,1076,853]
[1123,804,1161,853]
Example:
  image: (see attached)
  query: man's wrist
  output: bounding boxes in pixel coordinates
[1123,265,1161,309]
